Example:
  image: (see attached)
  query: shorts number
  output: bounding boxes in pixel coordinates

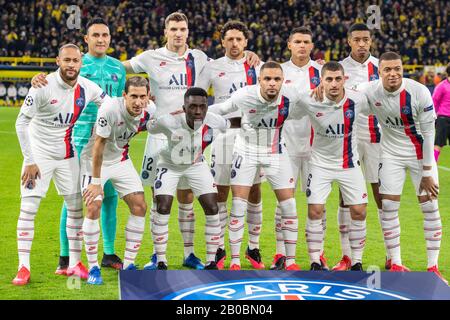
[234,155,243,169]
[307,173,312,187]
[143,156,154,171]
[155,167,168,181]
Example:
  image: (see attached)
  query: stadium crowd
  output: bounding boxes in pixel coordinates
[1,0,449,65]
[0,0,449,106]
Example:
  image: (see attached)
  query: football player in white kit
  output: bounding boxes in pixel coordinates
[13,44,109,285]
[332,23,384,271]
[122,13,259,270]
[81,77,156,284]
[197,20,265,270]
[271,26,328,270]
[209,62,309,271]
[146,87,240,270]
[296,62,370,271]
[356,52,446,284]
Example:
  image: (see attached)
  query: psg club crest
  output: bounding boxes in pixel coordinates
[401,106,411,115]
[311,77,320,86]
[345,109,354,119]
[279,107,289,116]
[211,169,216,177]
[247,69,255,78]
[155,180,162,189]
[141,171,149,179]
[76,97,85,107]
[369,74,379,81]
[230,169,237,178]
[186,60,194,68]
[111,73,118,82]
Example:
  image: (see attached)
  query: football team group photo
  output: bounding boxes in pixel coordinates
[1,0,449,300]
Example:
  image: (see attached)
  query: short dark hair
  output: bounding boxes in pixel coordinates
[446,63,450,76]
[260,61,283,73]
[221,20,249,39]
[348,23,371,37]
[289,26,313,41]
[125,76,149,94]
[58,43,81,56]
[165,12,188,28]
[184,87,207,102]
[379,51,402,64]
[86,17,109,34]
[321,61,345,77]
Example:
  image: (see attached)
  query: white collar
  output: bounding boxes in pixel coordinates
[56,69,78,89]
[256,85,282,106]
[224,53,247,65]
[288,58,312,72]
[347,53,373,67]
[323,89,348,108]
[382,79,406,96]
[162,45,190,60]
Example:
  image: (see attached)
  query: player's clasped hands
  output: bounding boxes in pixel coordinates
[21,164,41,189]
[83,183,104,205]
[420,176,439,200]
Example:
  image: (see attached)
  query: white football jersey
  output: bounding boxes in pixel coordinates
[19,70,108,160]
[148,112,229,165]
[130,46,210,118]
[198,54,261,105]
[82,97,156,166]
[340,54,381,143]
[281,59,322,157]
[357,78,436,161]
[209,84,305,155]
[295,89,369,169]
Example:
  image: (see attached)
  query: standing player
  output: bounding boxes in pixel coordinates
[333,23,384,271]
[297,62,369,271]
[13,44,109,285]
[209,62,306,271]
[31,18,126,273]
[197,21,264,270]
[122,12,259,269]
[272,26,327,270]
[356,52,446,284]
[148,87,239,270]
[433,63,450,162]
[81,77,155,284]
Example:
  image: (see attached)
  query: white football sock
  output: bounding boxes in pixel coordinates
[349,218,367,265]
[82,217,100,270]
[123,214,145,269]
[381,199,402,266]
[178,202,195,258]
[279,198,298,267]
[306,217,323,264]
[421,200,442,268]
[205,215,221,264]
[247,201,262,250]
[274,203,285,255]
[17,196,41,271]
[228,197,247,266]
[64,193,83,268]
[152,212,170,263]
[217,201,228,250]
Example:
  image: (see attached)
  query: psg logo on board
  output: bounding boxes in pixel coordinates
[162,279,410,300]
[345,109,354,119]
[311,77,320,86]
[76,97,85,107]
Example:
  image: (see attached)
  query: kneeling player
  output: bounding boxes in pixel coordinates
[146,87,238,270]
[299,62,369,271]
[81,77,155,284]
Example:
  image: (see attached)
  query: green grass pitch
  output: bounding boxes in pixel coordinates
[0,107,449,299]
